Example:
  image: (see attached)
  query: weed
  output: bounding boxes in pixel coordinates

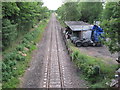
[70,45,117,88]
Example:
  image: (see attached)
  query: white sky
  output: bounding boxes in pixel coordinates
[42,0,119,10]
[42,0,63,10]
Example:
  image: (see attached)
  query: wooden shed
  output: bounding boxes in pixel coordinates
[65,21,93,40]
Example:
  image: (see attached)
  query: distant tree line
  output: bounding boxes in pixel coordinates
[57,2,103,23]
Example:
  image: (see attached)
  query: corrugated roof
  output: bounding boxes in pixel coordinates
[65,21,93,31]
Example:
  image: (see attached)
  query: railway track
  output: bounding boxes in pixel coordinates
[39,14,64,88]
[39,13,84,88]
[22,13,87,88]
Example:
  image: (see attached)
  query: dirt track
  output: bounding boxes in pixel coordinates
[20,14,88,88]
[79,46,118,64]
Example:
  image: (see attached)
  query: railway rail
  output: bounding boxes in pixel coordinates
[22,13,87,88]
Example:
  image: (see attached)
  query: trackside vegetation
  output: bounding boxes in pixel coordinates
[57,16,118,87]
[69,42,117,88]
[2,1,50,88]
[2,20,48,88]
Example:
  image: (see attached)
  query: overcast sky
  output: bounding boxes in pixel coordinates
[42,0,118,10]
[42,0,63,10]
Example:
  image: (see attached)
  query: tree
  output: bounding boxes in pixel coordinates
[102,2,116,20]
[2,2,50,50]
[77,2,103,23]
[64,2,80,21]
[57,2,80,21]
[57,2,103,24]
[101,2,120,55]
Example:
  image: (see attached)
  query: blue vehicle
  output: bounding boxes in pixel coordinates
[65,21,104,47]
[91,25,104,46]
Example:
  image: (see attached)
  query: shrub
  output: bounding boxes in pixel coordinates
[71,46,117,87]
[16,54,25,61]
[71,50,79,61]
[2,19,48,88]
[16,45,25,51]
[2,19,17,50]
[22,38,30,44]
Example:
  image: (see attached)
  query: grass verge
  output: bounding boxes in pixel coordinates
[2,19,48,88]
[67,41,117,88]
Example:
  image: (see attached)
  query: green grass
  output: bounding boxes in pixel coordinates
[2,19,48,88]
[67,40,117,88]
[35,20,48,43]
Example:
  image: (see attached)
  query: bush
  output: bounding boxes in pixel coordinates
[72,50,79,61]
[71,46,117,87]
[2,26,40,83]
[16,54,25,61]
[22,38,30,44]
[2,19,17,50]
[2,59,17,82]
[16,45,24,51]
[2,18,48,88]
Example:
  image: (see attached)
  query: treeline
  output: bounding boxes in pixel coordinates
[2,2,50,50]
[57,1,120,55]
[57,2,103,23]
[2,2,50,88]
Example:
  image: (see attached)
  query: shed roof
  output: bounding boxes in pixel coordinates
[65,21,93,31]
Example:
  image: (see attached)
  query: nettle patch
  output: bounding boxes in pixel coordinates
[2,29,40,83]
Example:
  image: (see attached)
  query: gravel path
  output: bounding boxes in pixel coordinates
[20,14,88,88]
[79,46,118,64]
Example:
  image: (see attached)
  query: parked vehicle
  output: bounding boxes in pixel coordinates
[91,25,104,46]
[65,21,104,47]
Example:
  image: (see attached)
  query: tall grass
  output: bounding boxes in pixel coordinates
[69,42,117,88]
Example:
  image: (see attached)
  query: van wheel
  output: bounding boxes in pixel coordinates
[76,42,82,47]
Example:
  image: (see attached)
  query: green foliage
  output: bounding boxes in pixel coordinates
[90,82,106,88]
[2,1,49,88]
[57,2,80,21]
[57,2,103,23]
[101,2,120,53]
[2,19,17,50]
[102,2,117,20]
[77,2,103,23]
[2,2,50,50]
[16,45,24,51]
[2,26,39,84]
[2,50,26,82]
[2,2,20,18]
[71,46,117,87]
[2,77,19,88]
[2,20,48,88]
